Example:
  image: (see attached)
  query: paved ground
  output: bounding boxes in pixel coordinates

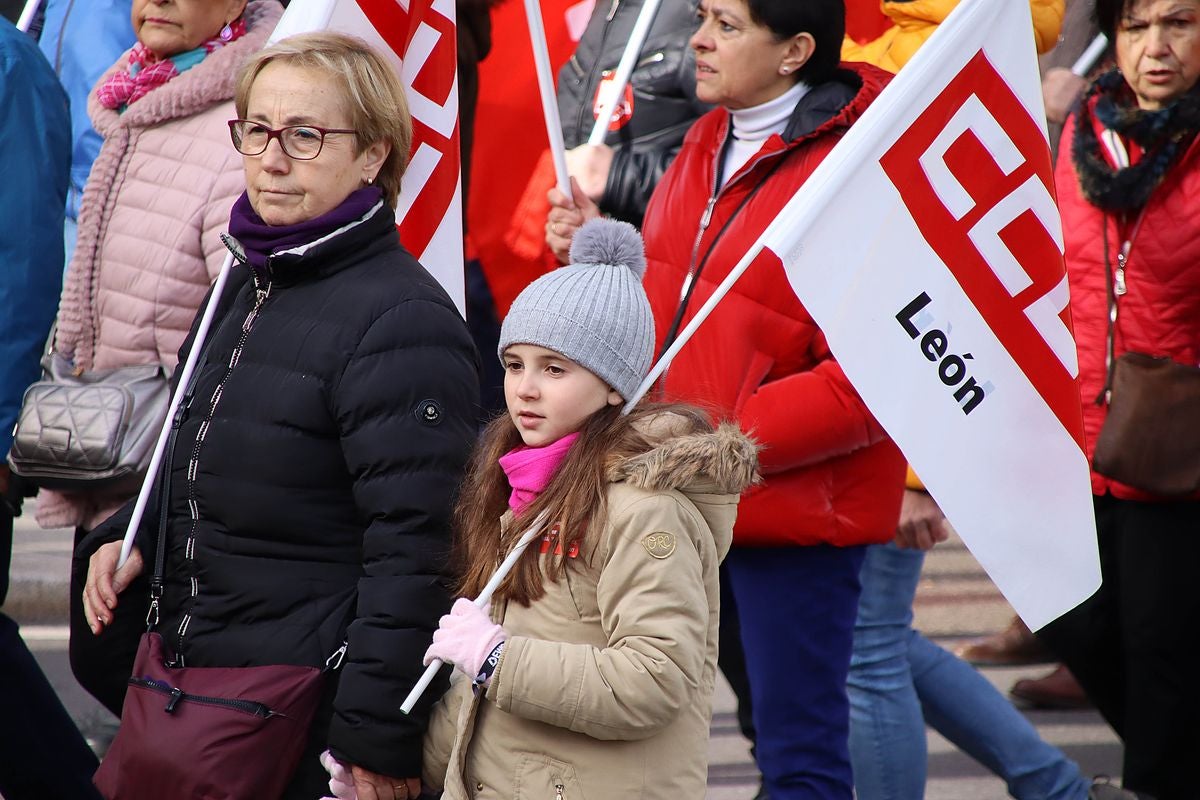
[7,509,1120,798]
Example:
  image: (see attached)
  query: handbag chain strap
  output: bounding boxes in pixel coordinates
[1098,206,1149,406]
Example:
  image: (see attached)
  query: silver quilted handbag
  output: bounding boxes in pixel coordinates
[7,353,170,489]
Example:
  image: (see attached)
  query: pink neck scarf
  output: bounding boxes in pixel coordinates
[498,433,580,515]
[97,18,247,110]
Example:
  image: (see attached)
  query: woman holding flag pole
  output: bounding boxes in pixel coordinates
[554,0,711,226]
[78,33,479,799]
[549,1,906,797]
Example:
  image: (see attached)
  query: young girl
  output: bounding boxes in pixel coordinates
[420,218,758,799]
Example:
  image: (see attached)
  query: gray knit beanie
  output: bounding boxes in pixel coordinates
[498,218,654,401]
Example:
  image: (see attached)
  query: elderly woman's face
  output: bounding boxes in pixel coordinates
[1116,0,1200,110]
[689,0,812,110]
[131,0,246,59]
[242,62,390,227]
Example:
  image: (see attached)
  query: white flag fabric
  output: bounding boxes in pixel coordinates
[269,0,465,315]
[756,0,1100,630]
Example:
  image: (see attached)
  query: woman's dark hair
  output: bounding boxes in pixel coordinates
[1094,0,1131,39]
[746,0,846,85]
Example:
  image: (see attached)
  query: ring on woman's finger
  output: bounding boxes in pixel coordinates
[391,785,408,799]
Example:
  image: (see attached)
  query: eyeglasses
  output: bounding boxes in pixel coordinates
[228,119,357,160]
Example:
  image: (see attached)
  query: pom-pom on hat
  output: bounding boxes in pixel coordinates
[498,218,655,401]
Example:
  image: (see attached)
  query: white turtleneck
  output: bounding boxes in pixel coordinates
[721,81,810,188]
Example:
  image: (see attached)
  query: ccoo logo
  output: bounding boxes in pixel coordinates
[879,52,1085,447]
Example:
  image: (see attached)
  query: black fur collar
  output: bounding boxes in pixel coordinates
[1072,69,1200,212]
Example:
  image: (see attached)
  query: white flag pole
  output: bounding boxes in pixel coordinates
[623,242,767,413]
[523,0,571,198]
[622,0,1023,413]
[16,0,40,32]
[586,0,663,146]
[1070,33,1108,77]
[117,253,235,569]
[400,511,549,714]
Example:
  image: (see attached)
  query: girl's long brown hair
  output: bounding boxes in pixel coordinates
[452,402,712,606]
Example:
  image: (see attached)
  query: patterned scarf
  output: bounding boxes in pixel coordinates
[1072,68,1200,212]
[97,17,247,111]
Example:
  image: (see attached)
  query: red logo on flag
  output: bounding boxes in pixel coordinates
[880,52,1084,447]
[357,0,461,258]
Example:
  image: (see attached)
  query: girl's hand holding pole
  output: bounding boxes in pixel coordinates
[423,598,507,684]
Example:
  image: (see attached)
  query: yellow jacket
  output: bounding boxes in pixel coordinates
[842,0,1065,73]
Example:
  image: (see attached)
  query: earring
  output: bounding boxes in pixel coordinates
[366,175,375,185]
[219,22,234,42]
[780,66,791,75]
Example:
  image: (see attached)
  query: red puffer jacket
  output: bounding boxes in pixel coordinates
[642,63,905,548]
[1058,107,1200,501]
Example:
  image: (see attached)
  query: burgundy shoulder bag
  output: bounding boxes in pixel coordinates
[1090,214,1200,497]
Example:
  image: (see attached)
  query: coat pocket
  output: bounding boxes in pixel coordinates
[513,752,583,799]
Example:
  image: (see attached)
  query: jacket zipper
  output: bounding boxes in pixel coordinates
[679,127,786,298]
[174,271,273,658]
[555,784,564,799]
[128,676,278,718]
[669,127,791,352]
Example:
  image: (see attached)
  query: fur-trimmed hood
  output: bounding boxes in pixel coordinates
[614,418,760,497]
[609,413,759,563]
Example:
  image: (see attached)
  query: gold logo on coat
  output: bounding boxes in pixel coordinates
[642,532,676,559]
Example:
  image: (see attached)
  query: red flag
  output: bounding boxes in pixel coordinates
[468,0,581,317]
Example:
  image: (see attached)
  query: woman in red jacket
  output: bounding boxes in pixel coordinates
[549,1,904,797]
[1040,1,1200,798]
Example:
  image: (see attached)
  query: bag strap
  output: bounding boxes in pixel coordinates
[1098,206,1149,406]
[658,150,794,359]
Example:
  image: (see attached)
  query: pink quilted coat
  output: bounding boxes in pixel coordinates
[38,0,283,531]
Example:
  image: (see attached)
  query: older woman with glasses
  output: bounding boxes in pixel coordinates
[80,32,479,799]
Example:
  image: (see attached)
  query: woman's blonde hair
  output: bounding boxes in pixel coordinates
[234,32,412,208]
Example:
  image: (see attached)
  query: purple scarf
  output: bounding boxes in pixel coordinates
[227,187,384,269]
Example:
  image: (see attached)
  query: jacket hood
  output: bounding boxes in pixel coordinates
[782,62,891,143]
[610,415,759,559]
[613,419,759,495]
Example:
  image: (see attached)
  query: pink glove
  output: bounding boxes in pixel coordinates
[319,750,357,800]
[423,598,506,682]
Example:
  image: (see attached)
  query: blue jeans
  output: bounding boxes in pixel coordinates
[726,544,866,800]
[847,542,1089,800]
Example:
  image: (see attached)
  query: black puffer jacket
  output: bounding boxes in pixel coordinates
[120,200,479,781]
[557,0,710,224]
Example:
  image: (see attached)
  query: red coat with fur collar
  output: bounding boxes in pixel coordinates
[641,63,906,547]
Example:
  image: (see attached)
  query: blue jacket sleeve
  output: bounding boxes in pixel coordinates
[0,21,70,455]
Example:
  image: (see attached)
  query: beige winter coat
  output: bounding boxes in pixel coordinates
[38,0,282,531]
[424,421,759,800]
